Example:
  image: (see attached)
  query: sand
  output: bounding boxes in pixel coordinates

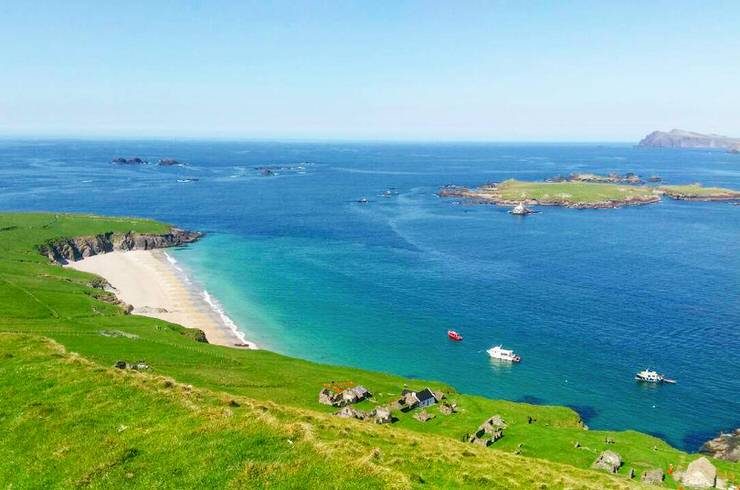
[65,249,256,349]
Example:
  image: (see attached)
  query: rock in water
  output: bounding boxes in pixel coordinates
[591,450,622,473]
[158,159,181,166]
[700,428,740,462]
[678,456,716,488]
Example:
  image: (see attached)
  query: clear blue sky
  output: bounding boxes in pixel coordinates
[1,1,739,141]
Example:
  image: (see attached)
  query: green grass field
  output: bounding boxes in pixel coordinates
[481,179,658,206]
[1,212,737,488]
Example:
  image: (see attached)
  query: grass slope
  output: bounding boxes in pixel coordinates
[1,212,737,488]
[0,334,641,489]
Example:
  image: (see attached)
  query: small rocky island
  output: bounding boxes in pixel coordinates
[158,158,183,166]
[111,157,147,164]
[439,176,740,210]
[658,184,740,201]
[638,129,740,153]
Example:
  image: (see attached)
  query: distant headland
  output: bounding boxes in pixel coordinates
[638,129,740,153]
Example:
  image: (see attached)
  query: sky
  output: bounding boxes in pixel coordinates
[1,1,739,141]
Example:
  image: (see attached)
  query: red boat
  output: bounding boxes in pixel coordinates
[447,330,463,341]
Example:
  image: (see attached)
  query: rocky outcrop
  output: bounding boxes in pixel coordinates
[638,129,740,151]
[112,157,147,164]
[591,450,621,473]
[677,457,716,488]
[40,228,202,264]
[158,159,182,166]
[700,429,740,462]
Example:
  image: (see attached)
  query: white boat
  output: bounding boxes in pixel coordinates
[635,369,676,384]
[510,202,533,215]
[487,345,521,362]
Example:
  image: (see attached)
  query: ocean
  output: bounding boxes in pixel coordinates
[1,138,737,451]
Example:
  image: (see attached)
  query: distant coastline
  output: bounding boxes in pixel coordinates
[638,129,740,153]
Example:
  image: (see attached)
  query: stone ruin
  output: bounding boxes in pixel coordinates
[318,384,371,408]
[465,414,507,446]
[414,410,434,422]
[641,468,663,485]
[591,450,622,473]
[335,405,393,424]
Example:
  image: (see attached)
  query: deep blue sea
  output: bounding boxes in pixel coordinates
[1,139,738,451]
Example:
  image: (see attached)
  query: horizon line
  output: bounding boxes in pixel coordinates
[0,133,639,145]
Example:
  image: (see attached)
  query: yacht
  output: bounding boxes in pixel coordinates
[487,345,521,362]
[635,369,676,384]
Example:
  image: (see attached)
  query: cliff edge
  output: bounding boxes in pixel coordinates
[39,228,202,264]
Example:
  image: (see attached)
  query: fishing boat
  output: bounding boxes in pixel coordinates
[447,330,463,341]
[635,369,676,384]
[487,345,521,362]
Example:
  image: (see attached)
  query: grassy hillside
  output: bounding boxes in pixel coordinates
[1,212,737,488]
[1,333,641,489]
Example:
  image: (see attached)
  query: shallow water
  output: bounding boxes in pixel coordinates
[1,139,738,450]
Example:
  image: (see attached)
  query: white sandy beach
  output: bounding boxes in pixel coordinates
[66,249,256,349]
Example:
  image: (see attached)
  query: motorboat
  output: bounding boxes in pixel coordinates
[487,345,521,362]
[447,330,463,341]
[635,369,676,384]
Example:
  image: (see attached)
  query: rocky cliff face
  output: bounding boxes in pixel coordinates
[40,228,202,264]
[700,429,740,462]
[638,129,740,151]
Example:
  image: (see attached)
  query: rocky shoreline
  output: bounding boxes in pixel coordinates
[701,429,740,462]
[39,228,202,264]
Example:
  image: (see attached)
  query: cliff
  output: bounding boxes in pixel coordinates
[39,228,202,264]
[638,129,740,151]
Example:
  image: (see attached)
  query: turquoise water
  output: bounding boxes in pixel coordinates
[1,139,738,450]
